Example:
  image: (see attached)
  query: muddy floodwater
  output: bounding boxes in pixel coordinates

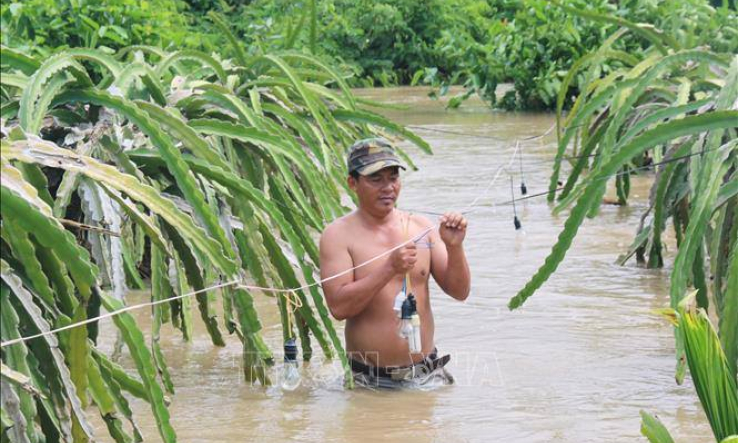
[97,87,712,442]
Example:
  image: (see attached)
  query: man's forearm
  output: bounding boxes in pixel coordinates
[445,244,470,300]
[327,262,397,320]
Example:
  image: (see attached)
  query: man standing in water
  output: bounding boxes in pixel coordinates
[320,138,471,388]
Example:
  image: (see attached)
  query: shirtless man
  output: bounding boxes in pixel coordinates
[320,138,470,387]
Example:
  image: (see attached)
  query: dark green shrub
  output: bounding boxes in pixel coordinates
[1,0,189,54]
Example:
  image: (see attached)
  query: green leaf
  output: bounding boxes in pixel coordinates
[150,245,176,393]
[19,53,92,133]
[1,216,56,309]
[282,53,356,109]
[0,378,31,443]
[64,48,123,79]
[87,355,132,443]
[640,410,675,443]
[92,350,147,401]
[0,46,41,75]
[101,184,169,253]
[135,100,232,172]
[100,295,177,443]
[2,137,236,277]
[646,143,693,268]
[678,293,738,441]
[93,349,144,441]
[0,72,29,89]
[251,54,338,159]
[156,50,227,83]
[67,305,90,441]
[0,361,42,398]
[552,1,680,53]
[161,223,225,347]
[1,261,96,441]
[53,88,238,271]
[26,72,74,134]
[207,12,248,66]
[116,45,167,61]
[186,118,324,226]
[256,218,332,359]
[332,108,433,155]
[0,287,40,443]
[1,159,54,216]
[112,63,166,106]
[720,230,738,377]
[1,177,97,299]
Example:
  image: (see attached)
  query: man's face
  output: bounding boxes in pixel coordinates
[348,166,401,215]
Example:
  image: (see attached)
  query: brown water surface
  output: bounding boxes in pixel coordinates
[97,87,711,443]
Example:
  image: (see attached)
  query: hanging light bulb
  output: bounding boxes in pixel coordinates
[398,294,422,353]
[408,296,421,353]
[393,280,406,318]
[281,337,301,391]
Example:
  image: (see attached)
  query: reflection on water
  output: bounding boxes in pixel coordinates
[95,87,711,443]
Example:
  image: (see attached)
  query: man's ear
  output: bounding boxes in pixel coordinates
[347,175,358,191]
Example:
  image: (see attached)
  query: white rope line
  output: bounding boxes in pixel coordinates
[518,121,556,141]
[236,226,434,295]
[462,139,520,215]
[0,228,434,348]
[461,122,554,213]
[407,121,556,143]
[0,280,240,347]
[1,123,537,348]
[405,129,536,217]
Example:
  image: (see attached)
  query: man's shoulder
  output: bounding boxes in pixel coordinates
[409,212,434,230]
[321,212,357,241]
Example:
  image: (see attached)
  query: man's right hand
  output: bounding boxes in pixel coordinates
[389,242,417,274]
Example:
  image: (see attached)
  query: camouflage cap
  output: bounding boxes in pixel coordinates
[347,138,406,176]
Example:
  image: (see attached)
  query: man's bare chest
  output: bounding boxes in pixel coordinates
[348,236,431,281]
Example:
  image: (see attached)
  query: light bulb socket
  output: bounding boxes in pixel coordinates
[520,182,527,195]
[514,216,522,230]
[401,294,417,319]
[284,337,298,362]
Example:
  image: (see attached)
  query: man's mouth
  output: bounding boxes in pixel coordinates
[379,196,395,203]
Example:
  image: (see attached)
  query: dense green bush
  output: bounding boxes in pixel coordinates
[317,0,460,85]
[184,0,465,86]
[3,0,736,107]
[429,0,737,110]
[0,0,190,54]
[617,0,737,53]
[429,0,619,110]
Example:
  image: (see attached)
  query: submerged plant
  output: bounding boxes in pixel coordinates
[0,34,430,443]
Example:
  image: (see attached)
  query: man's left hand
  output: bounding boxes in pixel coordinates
[439,212,467,247]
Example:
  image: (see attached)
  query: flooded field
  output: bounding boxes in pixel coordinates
[98,87,711,443]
